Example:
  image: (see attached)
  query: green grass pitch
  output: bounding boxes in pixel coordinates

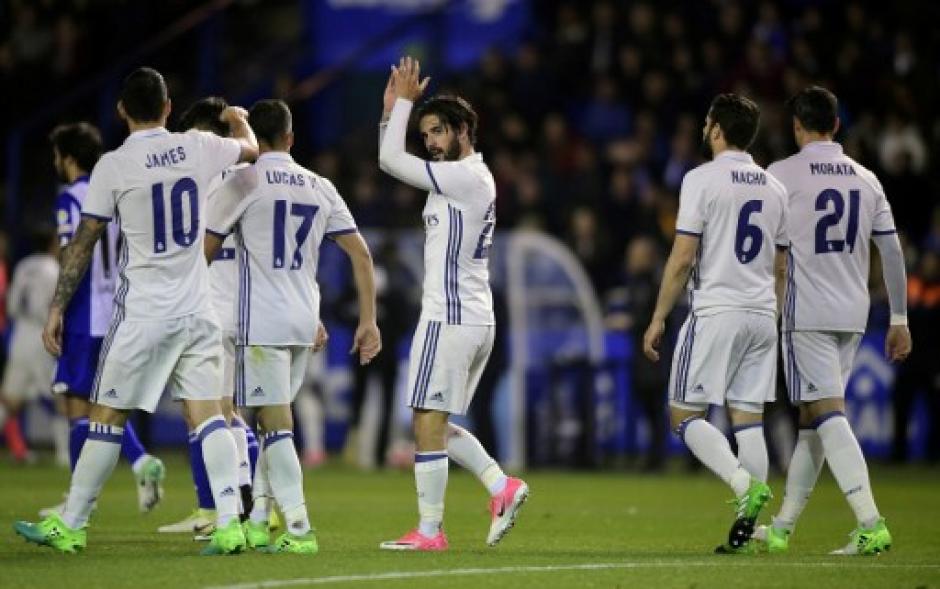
[1,454,939,588]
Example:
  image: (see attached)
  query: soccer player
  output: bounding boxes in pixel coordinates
[157,97,260,537]
[13,67,259,556]
[643,94,788,552]
[205,99,380,553]
[40,122,166,516]
[0,227,60,463]
[753,86,911,555]
[377,56,528,551]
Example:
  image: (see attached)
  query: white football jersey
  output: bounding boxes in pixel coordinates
[207,164,249,336]
[81,128,241,321]
[7,253,59,351]
[767,141,897,332]
[206,152,357,345]
[55,177,120,336]
[676,150,788,317]
[379,98,495,325]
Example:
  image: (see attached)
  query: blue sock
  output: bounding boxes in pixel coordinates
[244,422,260,479]
[121,420,147,467]
[68,418,90,472]
[189,432,215,509]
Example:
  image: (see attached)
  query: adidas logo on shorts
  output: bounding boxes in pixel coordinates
[104,389,118,398]
[220,486,236,497]
[430,392,445,402]
[251,386,265,397]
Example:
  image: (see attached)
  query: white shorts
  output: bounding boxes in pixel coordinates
[234,345,310,408]
[782,330,861,403]
[669,311,777,409]
[2,348,55,402]
[222,333,236,399]
[406,319,494,416]
[92,315,223,413]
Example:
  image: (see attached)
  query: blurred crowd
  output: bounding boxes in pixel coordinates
[1,0,939,464]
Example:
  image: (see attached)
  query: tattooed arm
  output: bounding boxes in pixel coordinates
[43,217,108,356]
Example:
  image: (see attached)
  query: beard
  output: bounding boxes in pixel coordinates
[429,138,461,161]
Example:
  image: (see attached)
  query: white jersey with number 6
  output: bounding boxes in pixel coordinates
[767,141,897,333]
[206,152,358,346]
[676,150,788,317]
[81,127,241,321]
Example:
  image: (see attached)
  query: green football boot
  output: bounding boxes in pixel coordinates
[200,519,247,556]
[830,518,892,555]
[14,512,87,554]
[265,531,319,554]
[243,519,271,550]
[135,456,166,513]
[716,479,772,554]
[752,524,790,553]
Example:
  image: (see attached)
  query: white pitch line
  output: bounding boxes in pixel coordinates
[204,560,940,589]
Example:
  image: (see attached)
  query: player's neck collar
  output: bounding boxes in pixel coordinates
[257,151,293,163]
[73,175,90,185]
[715,149,752,163]
[126,127,169,141]
[802,140,841,152]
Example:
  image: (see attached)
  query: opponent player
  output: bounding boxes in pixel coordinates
[158,97,260,536]
[0,227,60,463]
[754,86,910,555]
[643,94,788,552]
[205,99,380,553]
[14,67,258,556]
[41,122,165,516]
[377,57,528,551]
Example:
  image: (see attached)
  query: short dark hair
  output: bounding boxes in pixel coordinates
[415,95,479,145]
[708,93,760,150]
[248,99,291,146]
[49,122,102,172]
[119,67,168,122]
[787,85,838,134]
[178,96,229,136]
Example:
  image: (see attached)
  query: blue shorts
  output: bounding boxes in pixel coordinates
[53,333,104,398]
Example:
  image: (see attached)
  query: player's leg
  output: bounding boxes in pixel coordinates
[380,320,450,551]
[157,401,216,534]
[1,361,32,462]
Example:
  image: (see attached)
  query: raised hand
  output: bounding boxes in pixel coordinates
[382,67,397,116]
[391,56,430,102]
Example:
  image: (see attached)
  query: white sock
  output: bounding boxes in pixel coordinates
[195,416,240,527]
[250,442,272,524]
[447,424,507,496]
[130,453,152,475]
[774,428,825,532]
[680,417,751,497]
[62,423,123,529]
[816,413,880,528]
[264,430,309,536]
[415,451,448,538]
[734,423,769,482]
[231,418,252,487]
[52,414,70,467]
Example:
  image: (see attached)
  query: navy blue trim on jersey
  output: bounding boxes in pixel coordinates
[676,229,702,237]
[235,227,251,346]
[672,315,696,401]
[325,228,358,239]
[426,161,442,194]
[678,315,698,401]
[235,344,246,407]
[81,212,112,222]
[91,214,129,402]
[206,228,229,239]
[445,206,464,325]
[783,249,803,402]
[872,229,897,236]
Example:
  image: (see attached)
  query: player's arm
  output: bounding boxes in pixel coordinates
[873,231,911,362]
[220,106,259,163]
[774,247,788,316]
[333,231,382,365]
[204,231,225,264]
[43,217,108,355]
[378,57,436,192]
[643,234,699,362]
[204,172,249,264]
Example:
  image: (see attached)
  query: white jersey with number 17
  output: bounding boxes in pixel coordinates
[767,141,898,333]
[206,152,358,346]
[676,150,788,318]
[81,127,241,322]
